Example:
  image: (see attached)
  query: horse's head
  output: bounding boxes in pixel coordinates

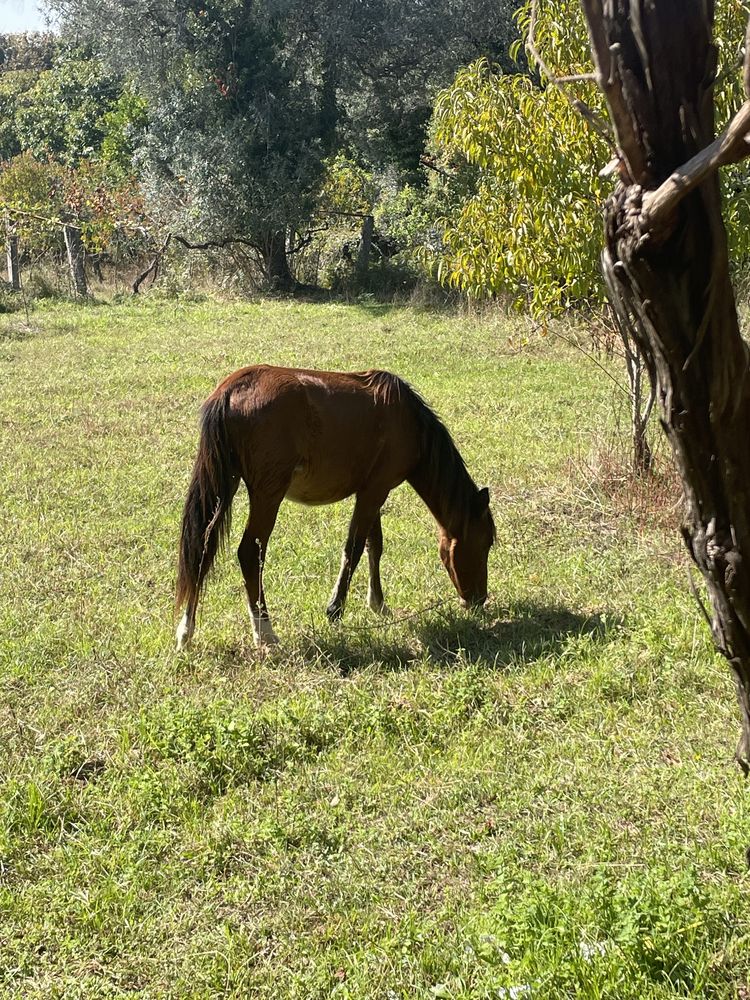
[439,486,495,607]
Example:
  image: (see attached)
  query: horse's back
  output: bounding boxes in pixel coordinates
[211,365,419,503]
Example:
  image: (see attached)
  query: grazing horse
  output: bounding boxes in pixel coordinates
[175,365,495,650]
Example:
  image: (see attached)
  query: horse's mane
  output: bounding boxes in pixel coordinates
[363,370,495,541]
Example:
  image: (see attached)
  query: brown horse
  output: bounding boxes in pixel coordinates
[175,365,495,649]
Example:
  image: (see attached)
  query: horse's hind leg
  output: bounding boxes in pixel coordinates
[176,473,241,652]
[327,494,386,621]
[176,606,196,650]
[366,511,390,616]
[238,492,284,648]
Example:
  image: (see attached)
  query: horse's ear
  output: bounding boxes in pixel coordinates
[475,486,490,512]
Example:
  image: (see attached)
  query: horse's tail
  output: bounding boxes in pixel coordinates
[176,391,236,614]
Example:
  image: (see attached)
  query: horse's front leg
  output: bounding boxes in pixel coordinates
[327,495,385,621]
[366,510,390,616]
[238,494,283,648]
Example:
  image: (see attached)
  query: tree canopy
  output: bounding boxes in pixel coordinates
[8,0,748,302]
[43,0,520,285]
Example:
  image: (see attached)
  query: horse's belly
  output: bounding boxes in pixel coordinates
[285,469,354,506]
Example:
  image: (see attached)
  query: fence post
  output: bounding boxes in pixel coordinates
[63,224,89,298]
[5,216,20,291]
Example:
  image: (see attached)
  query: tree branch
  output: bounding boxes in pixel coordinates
[132,233,171,294]
[420,154,457,180]
[0,203,150,238]
[288,225,330,254]
[580,0,649,182]
[641,99,750,235]
[582,3,750,213]
[171,233,260,252]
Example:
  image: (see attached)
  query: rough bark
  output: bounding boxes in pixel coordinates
[6,232,20,291]
[581,0,750,768]
[63,224,89,298]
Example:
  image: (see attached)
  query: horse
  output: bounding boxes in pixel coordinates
[175,365,495,650]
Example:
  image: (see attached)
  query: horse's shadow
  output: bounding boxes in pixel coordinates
[302,600,614,676]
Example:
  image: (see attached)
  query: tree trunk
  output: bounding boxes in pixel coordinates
[356,214,374,281]
[603,297,655,476]
[63,224,89,298]
[264,231,295,290]
[318,60,338,156]
[627,349,653,477]
[6,232,20,291]
[581,0,750,768]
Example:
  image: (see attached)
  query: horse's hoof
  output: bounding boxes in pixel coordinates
[326,602,343,622]
[368,600,391,617]
[252,618,280,648]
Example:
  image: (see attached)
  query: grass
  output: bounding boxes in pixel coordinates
[1,295,749,999]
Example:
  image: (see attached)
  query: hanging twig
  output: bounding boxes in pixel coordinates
[545,324,630,397]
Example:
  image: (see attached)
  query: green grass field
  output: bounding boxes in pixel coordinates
[1,296,749,999]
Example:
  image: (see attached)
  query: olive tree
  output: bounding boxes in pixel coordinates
[48,0,521,288]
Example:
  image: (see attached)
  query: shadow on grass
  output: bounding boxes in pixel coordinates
[303,600,614,676]
[298,628,416,676]
[415,601,612,666]
[281,285,447,317]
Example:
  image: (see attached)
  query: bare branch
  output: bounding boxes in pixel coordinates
[420,154,457,180]
[580,0,649,182]
[171,234,259,252]
[0,203,151,239]
[288,225,329,254]
[319,210,372,220]
[132,234,171,295]
[554,72,598,84]
[569,98,616,147]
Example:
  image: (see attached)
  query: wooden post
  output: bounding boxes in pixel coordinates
[63,224,89,298]
[6,232,20,291]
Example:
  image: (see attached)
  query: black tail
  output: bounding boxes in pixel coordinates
[176,391,237,613]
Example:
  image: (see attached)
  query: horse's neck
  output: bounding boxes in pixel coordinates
[408,449,472,540]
